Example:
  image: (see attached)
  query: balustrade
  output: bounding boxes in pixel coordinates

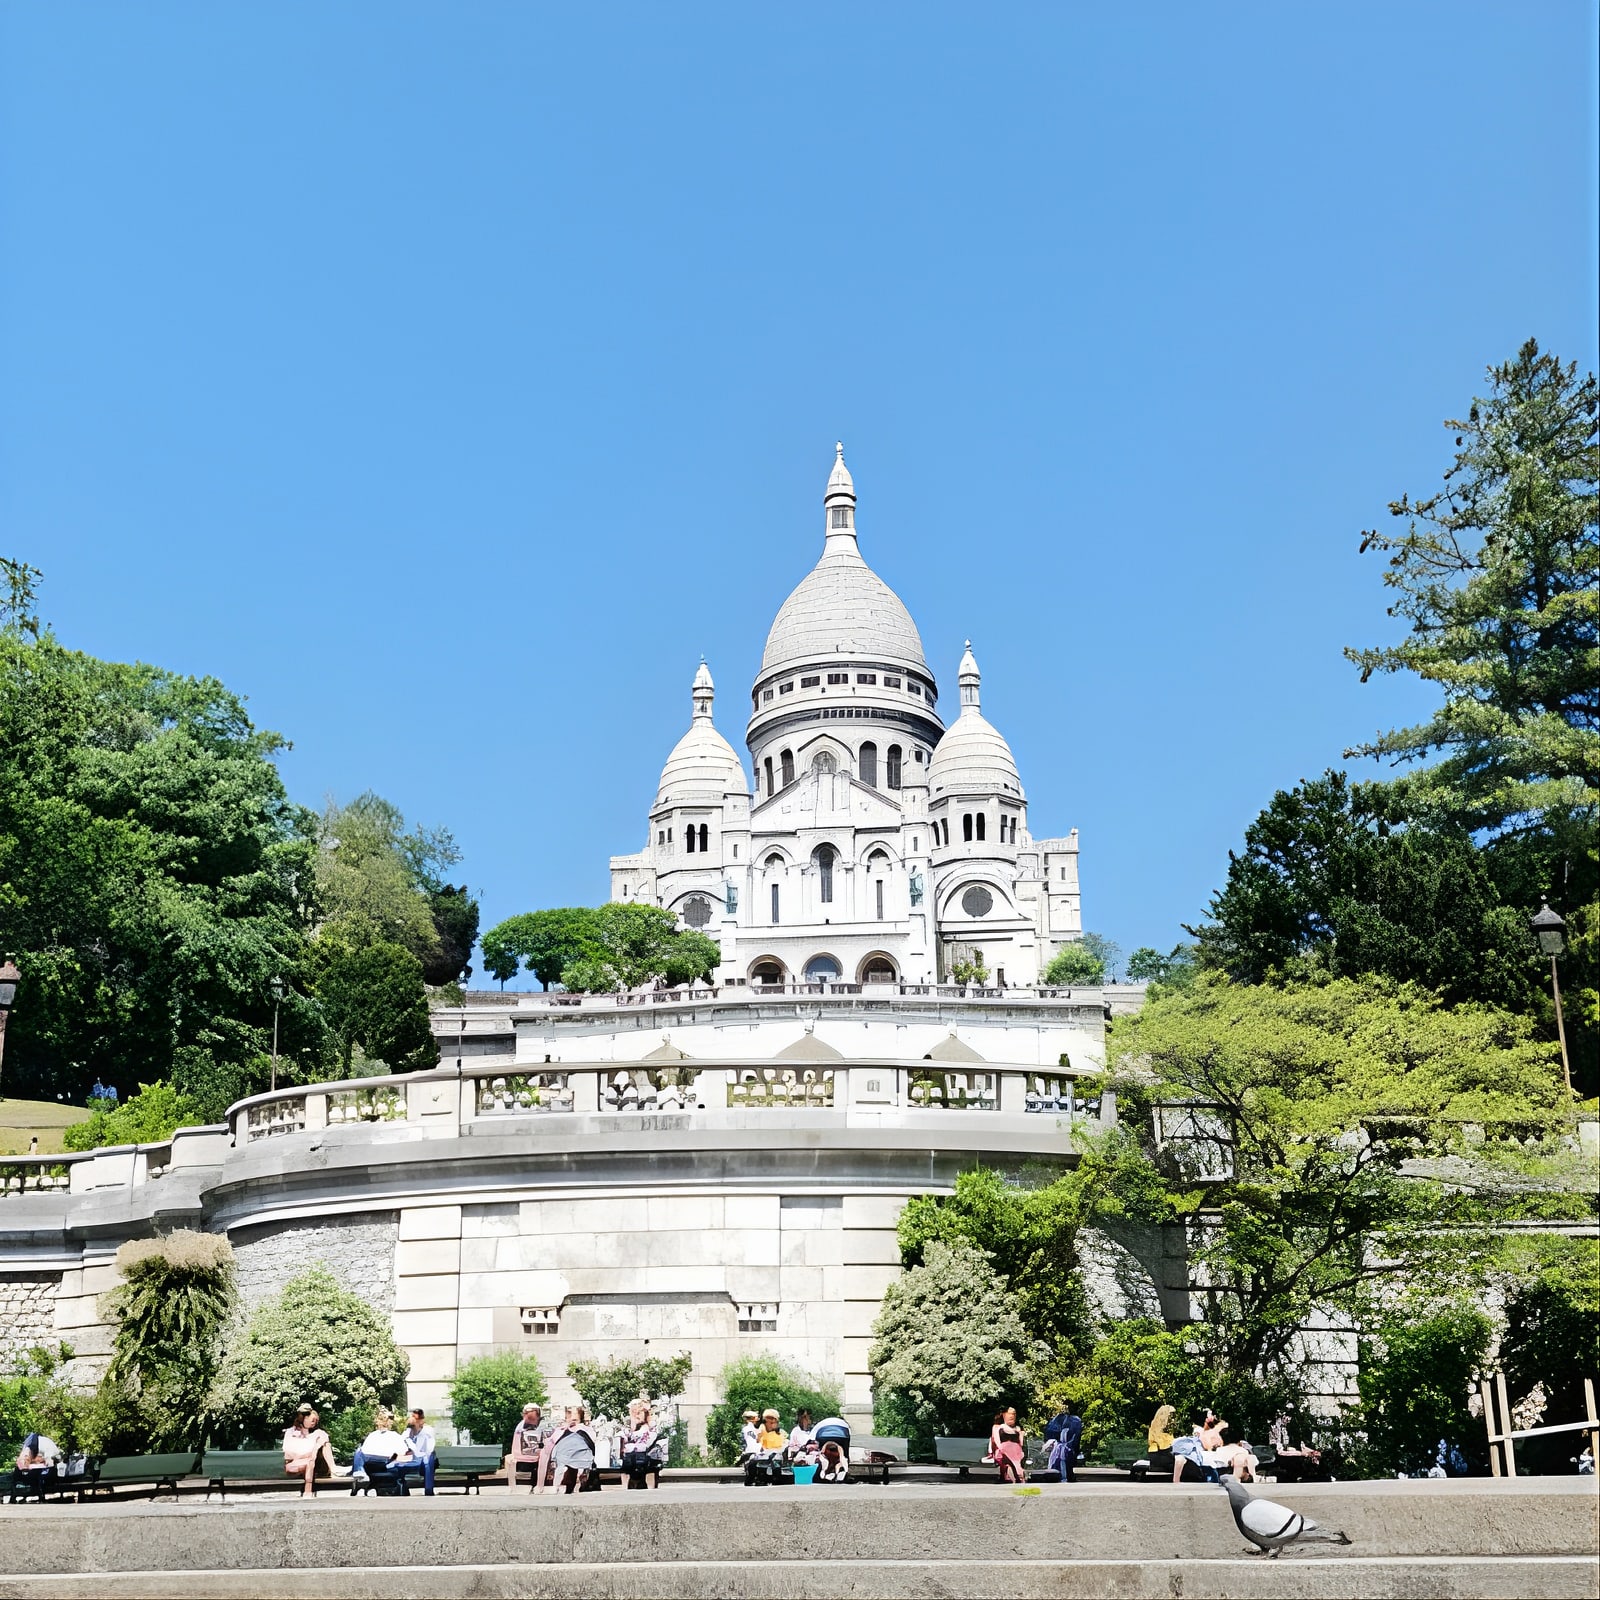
[728,1067,835,1109]
[908,1069,998,1111]
[475,1072,574,1116]
[246,1097,306,1141]
[0,1160,73,1196]
[326,1084,407,1126]
[599,1068,704,1112]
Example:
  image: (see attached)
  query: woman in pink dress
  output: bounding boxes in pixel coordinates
[989,1407,1026,1484]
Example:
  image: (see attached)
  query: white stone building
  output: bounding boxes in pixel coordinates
[610,445,1083,989]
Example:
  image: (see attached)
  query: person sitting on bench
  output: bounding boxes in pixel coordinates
[1170,1412,1220,1484]
[393,1409,437,1496]
[536,1406,598,1494]
[284,1405,347,1496]
[750,1410,788,1485]
[352,1408,410,1493]
[10,1434,59,1502]
[617,1399,667,1489]
[511,1403,553,1491]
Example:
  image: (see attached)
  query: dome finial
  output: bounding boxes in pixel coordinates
[958,640,981,712]
[691,659,715,720]
[823,440,858,552]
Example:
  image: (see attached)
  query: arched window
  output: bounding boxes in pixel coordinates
[764,757,774,795]
[886,745,902,789]
[686,826,696,854]
[781,750,794,787]
[813,844,835,903]
[752,959,784,986]
[861,957,896,984]
[698,823,709,852]
[765,852,785,869]
[963,814,973,843]
[976,813,986,842]
[860,742,878,788]
[770,884,780,924]
[805,954,842,982]
[814,750,837,775]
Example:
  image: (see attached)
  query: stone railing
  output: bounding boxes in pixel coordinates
[0,1158,78,1197]
[449,981,1140,1014]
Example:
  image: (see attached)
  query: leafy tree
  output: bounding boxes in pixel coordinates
[0,1343,69,1456]
[869,1239,1037,1446]
[703,1354,840,1466]
[64,1082,204,1152]
[561,903,720,992]
[423,883,480,988]
[1,556,42,638]
[1109,974,1567,1375]
[1353,1306,1491,1478]
[480,908,599,990]
[446,1350,549,1449]
[211,1267,409,1447]
[1125,948,1167,982]
[567,1352,693,1423]
[103,1231,235,1450]
[1190,771,1537,1014]
[1043,943,1103,985]
[0,619,321,1110]
[312,940,438,1074]
[1082,933,1122,982]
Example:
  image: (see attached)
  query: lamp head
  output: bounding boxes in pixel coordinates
[1530,900,1566,957]
[0,958,20,1011]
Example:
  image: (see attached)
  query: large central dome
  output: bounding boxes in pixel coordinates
[759,445,930,678]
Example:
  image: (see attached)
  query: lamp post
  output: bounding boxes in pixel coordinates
[1530,901,1572,1096]
[0,958,20,1093]
[269,975,286,1093]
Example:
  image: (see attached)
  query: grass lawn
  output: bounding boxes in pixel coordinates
[0,1096,82,1155]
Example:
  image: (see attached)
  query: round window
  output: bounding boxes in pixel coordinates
[682,896,712,929]
[961,885,994,918]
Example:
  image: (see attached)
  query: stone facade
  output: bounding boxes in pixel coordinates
[231,1213,399,1319]
[0,1272,60,1366]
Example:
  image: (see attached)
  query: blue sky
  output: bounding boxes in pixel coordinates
[3,3,1595,982]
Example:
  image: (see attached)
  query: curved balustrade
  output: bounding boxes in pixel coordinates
[0,1158,77,1196]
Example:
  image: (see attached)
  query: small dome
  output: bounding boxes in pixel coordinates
[928,641,1023,800]
[760,445,930,677]
[657,662,747,807]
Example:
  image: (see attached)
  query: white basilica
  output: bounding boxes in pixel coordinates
[611,446,1084,988]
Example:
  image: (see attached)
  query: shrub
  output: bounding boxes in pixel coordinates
[63,1082,204,1153]
[1043,944,1105,985]
[869,1240,1037,1449]
[103,1231,235,1450]
[1499,1239,1599,1474]
[704,1354,841,1466]
[447,1351,549,1449]
[211,1268,408,1447]
[1354,1306,1491,1477]
[0,1345,70,1456]
[567,1352,692,1423]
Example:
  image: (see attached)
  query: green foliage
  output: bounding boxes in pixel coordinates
[949,948,989,985]
[63,1082,204,1153]
[0,623,321,1110]
[212,1268,409,1447]
[323,1404,376,1461]
[869,1239,1038,1445]
[1043,944,1103,985]
[1190,771,1538,1013]
[1081,933,1122,982]
[560,902,721,992]
[703,1354,840,1466]
[1109,974,1566,1374]
[0,1344,70,1455]
[424,883,480,989]
[311,938,438,1074]
[1,556,43,638]
[1125,948,1166,982]
[1125,943,1200,996]
[1352,1306,1491,1477]
[567,1352,692,1423]
[480,908,598,990]
[446,1350,549,1449]
[103,1231,235,1451]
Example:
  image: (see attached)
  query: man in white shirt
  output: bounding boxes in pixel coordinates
[394,1408,438,1496]
[351,1408,411,1494]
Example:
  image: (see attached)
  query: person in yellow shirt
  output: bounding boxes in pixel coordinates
[753,1408,788,1485]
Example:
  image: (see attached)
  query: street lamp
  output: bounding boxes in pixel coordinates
[269,975,287,1093]
[0,957,20,1092]
[1529,901,1572,1096]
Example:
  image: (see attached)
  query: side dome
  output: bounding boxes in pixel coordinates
[657,662,748,807]
[928,642,1024,799]
[760,444,930,676]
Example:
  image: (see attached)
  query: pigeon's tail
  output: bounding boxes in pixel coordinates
[1298,1526,1352,1545]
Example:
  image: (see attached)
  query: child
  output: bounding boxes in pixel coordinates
[739,1410,762,1483]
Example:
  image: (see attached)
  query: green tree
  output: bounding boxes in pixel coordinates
[1125,948,1166,982]
[480,908,599,990]
[1082,933,1122,982]
[869,1239,1038,1446]
[561,903,720,992]
[1190,771,1538,1013]
[703,1354,840,1466]
[567,1352,693,1423]
[63,1081,205,1152]
[446,1351,549,1449]
[312,940,438,1074]
[1353,1306,1491,1477]
[211,1267,409,1447]
[1043,943,1104,985]
[0,1343,69,1457]
[102,1231,235,1450]
[1109,974,1568,1375]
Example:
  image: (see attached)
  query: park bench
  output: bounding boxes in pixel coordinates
[850,1434,908,1485]
[433,1445,506,1494]
[78,1451,200,1500]
[933,1437,991,1478]
[1104,1438,1148,1473]
[4,1465,92,1504]
[200,1449,291,1499]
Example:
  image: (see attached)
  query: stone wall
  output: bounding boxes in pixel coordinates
[231,1213,399,1319]
[0,1273,60,1366]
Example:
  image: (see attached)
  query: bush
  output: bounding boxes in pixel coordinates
[1043,944,1105,985]
[567,1352,692,1423]
[1354,1306,1491,1477]
[211,1268,409,1447]
[63,1082,204,1153]
[869,1240,1037,1449]
[0,1344,70,1456]
[447,1351,548,1449]
[704,1354,841,1466]
[1499,1239,1599,1474]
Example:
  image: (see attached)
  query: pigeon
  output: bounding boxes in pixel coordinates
[1221,1477,1352,1558]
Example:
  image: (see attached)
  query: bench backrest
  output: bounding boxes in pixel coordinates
[851,1435,908,1460]
[435,1446,504,1471]
[934,1437,989,1465]
[95,1452,200,1482]
[199,1450,285,1478]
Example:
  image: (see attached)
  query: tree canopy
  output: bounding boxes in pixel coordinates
[483,902,721,993]
[481,908,599,989]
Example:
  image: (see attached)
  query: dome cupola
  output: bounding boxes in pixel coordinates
[927,641,1023,800]
[656,660,748,808]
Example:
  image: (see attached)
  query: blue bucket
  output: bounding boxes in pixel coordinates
[792,1464,818,1485]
